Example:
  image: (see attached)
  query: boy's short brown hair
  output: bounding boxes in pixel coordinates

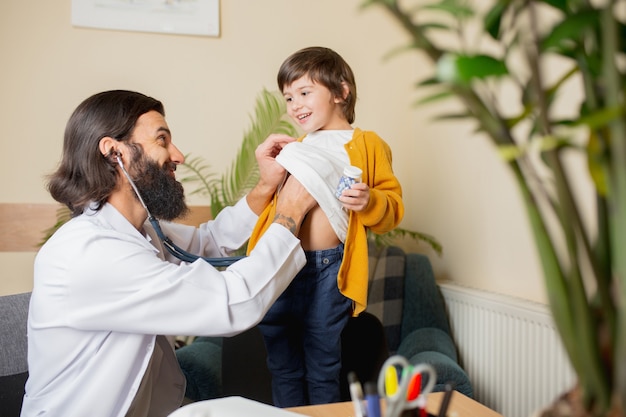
[277,47,357,124]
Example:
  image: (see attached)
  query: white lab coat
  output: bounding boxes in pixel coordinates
[21,199,305,417]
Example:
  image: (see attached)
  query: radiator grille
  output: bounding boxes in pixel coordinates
[439,282,576,417]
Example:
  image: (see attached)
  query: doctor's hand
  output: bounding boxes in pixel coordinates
[247,134,297,215]
[256,134,296,191]
[273,175,316,236]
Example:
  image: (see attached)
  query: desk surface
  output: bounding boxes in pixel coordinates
[286,391,503,417]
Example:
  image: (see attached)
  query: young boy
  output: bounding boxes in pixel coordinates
[247,46,404,407]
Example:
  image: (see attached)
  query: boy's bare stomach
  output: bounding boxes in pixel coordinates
[298,205,341,251]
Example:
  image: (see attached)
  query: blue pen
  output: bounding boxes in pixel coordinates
[365,382,381,417]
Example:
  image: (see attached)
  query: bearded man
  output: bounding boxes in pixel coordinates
[21,90,315,417]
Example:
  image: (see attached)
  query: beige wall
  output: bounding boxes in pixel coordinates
[1,0,547,303]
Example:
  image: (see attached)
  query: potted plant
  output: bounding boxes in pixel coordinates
[360,0,624,415]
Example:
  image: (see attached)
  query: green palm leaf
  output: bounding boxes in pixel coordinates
[180,89,298,217]
[211,90,298,216]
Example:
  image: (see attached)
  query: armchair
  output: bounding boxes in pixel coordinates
[347,243,473,397]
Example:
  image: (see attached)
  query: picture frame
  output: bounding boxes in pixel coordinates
[71,0,220,37]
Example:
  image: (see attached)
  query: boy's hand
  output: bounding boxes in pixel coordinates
[338,182,370,212]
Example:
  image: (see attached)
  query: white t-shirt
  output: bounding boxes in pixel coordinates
[276,130,353,242]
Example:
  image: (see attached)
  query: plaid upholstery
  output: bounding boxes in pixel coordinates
[365,243,405,353]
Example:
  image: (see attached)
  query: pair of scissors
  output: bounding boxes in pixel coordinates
[377,355,436,417]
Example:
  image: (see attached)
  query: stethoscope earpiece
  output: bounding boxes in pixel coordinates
[105,149,123,166]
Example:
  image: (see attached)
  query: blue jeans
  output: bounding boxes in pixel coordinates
[258,244,352,407]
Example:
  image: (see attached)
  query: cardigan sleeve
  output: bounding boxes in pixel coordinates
[347,129,404,234]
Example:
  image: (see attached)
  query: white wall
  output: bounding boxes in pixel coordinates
[0,0,547,303]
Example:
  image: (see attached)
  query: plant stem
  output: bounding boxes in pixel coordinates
[601,1,626,411]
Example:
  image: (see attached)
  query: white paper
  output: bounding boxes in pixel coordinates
[167,396,307,417]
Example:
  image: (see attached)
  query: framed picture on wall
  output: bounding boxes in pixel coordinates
[72,0,220,37]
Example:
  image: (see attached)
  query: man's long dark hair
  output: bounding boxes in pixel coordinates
[48,90,164,216]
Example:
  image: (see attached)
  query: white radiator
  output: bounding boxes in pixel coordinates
[439,282,576,417]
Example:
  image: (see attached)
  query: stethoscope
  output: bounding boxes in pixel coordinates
[115,153,244,268]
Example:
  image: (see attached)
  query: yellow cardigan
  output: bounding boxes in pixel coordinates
[247,128,404,315]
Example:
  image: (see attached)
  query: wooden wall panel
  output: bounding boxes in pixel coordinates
[0,203,60,252]
[0,203,212,252]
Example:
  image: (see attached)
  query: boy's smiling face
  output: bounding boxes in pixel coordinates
[282,75,352,133]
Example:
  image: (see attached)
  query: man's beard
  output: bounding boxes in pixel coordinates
[132,157,189,221]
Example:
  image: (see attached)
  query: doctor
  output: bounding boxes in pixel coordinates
[21,90,315,417]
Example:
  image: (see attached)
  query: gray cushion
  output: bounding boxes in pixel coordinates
[0,292,30,376]
[0,292,31,416]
